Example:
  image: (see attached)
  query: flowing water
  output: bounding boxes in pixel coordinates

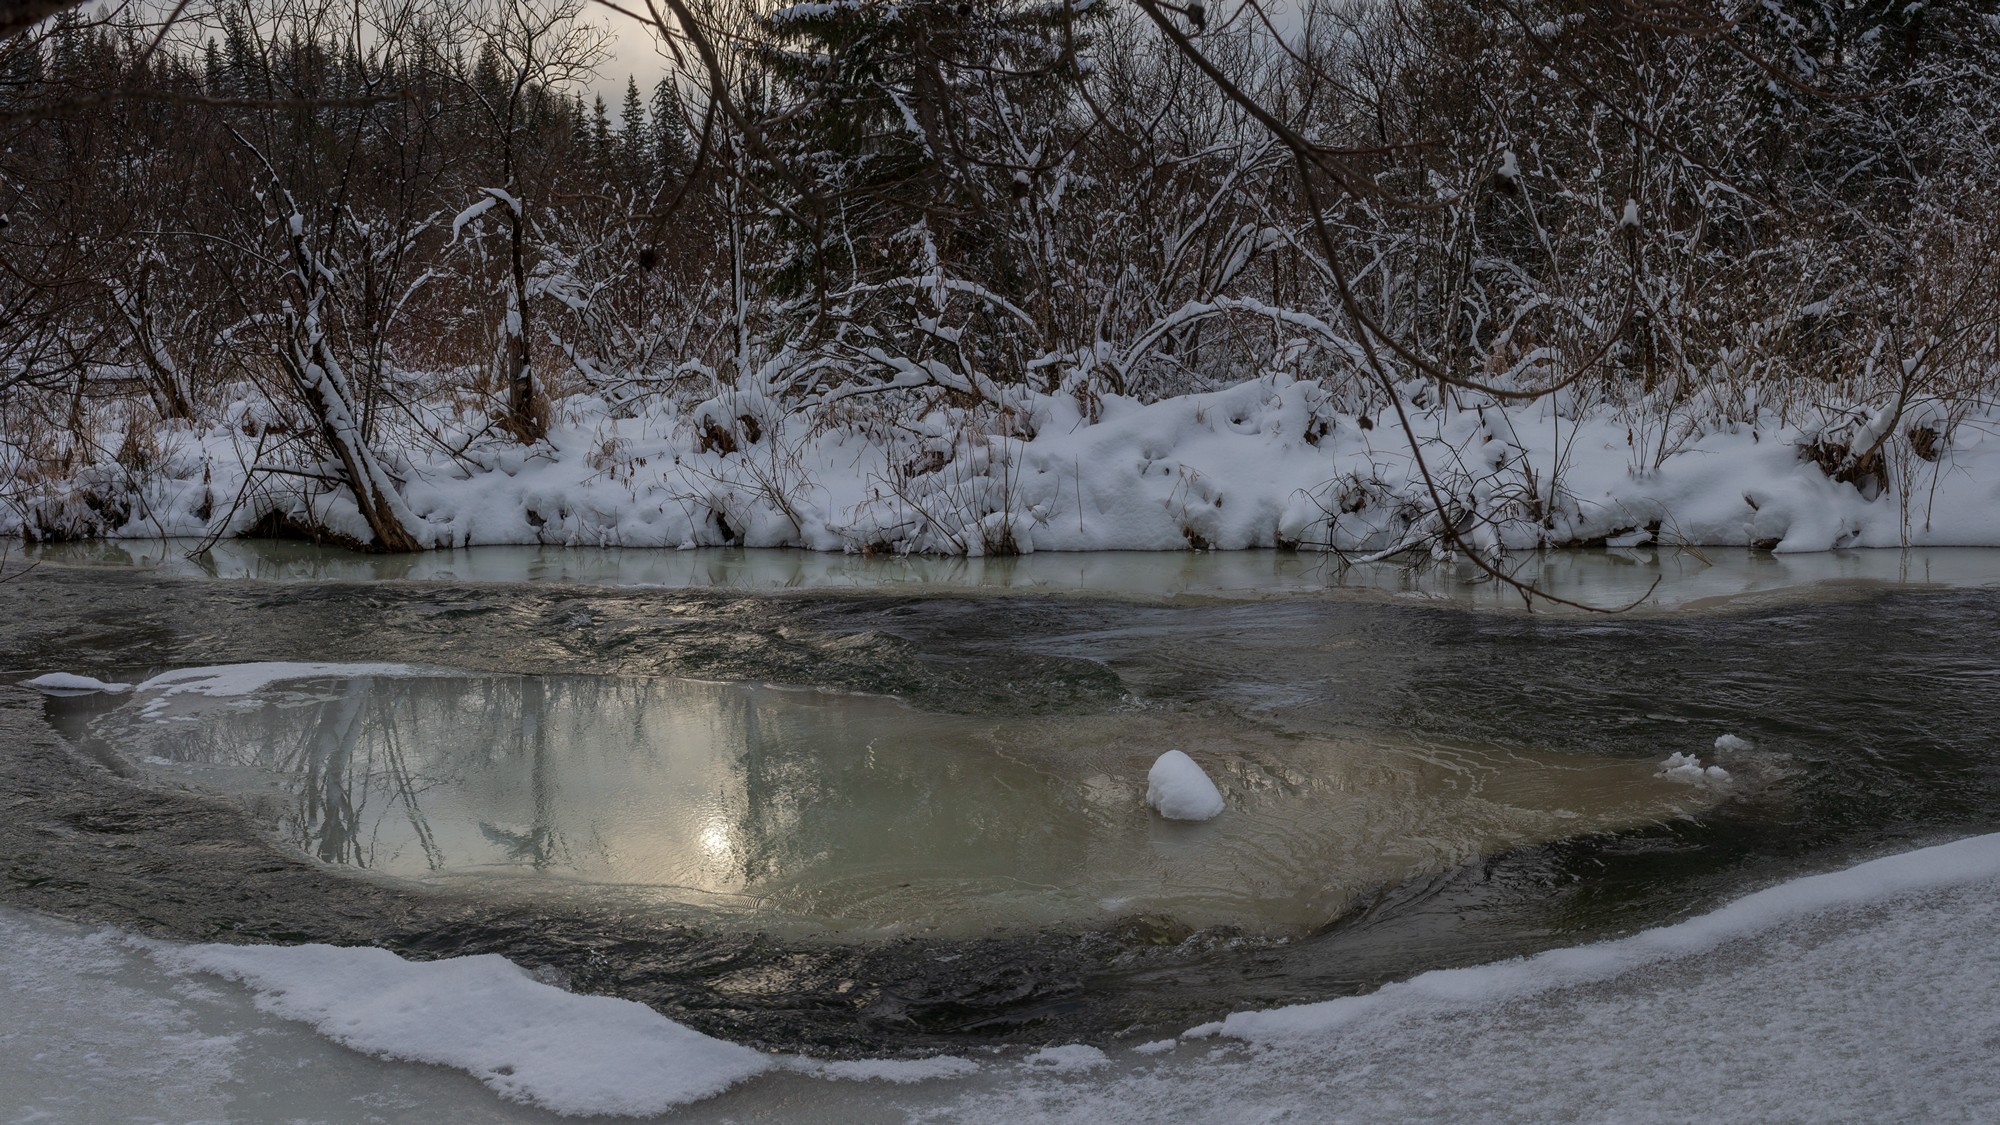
[6,543,2000,1053]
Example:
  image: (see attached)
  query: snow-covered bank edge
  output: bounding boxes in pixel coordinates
[1189,831,2000,1044]
[13,378,2000,556]
[101,831,2000,1118]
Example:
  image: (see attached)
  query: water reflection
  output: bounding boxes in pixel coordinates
[91,673,1722,936]
[26,539,2000,611]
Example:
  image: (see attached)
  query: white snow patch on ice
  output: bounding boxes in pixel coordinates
[155,942,772,1117]
[0,915,241,1123]
[1145,750,1225,821]
[807,1055,980,1083]
[1714,733,1755,753]
[22,672,132,694]
[1658,751,1731,784]
[1022,1044,1110,1072]
[134,663,438,712]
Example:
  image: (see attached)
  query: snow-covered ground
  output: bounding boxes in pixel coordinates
[15,378,2000,556]
[7,833,1999,1123]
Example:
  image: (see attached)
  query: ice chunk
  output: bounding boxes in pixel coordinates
[1147,750,1225,820]
[1714,734,1754,753]
[23,672,132,695]
[1658,752,1731,785]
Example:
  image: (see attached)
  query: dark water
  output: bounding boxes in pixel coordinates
[4,553,1999,1053]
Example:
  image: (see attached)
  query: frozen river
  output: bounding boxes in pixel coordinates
[5,544,2000,1119]
[8,835,2000,1122]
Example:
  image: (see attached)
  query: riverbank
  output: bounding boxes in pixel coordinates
[10,381,1998,557]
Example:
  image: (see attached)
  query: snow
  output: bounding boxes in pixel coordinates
[8,833,2000,1122]
[135,662,435,701]
[23,371,2000,556]
[22,672,132,694]
[449,194,499,240]
[935,833,2000,1123]
[1146,750,1226,821]
[154,942,773,1116]
[1202,831,2000,1045]
[1714,733,1755,753]
[1021,1045,1110,1073]
[809,1056,981,1083]
[1658,751,1731,785]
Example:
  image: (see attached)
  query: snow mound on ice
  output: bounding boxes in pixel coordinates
[807,1055,980,1084]
[1023,1044,1110,1072]
[22,672,132,695]
[1146,750,1225,821]
[1658,752,1731,785]
[135,663,436,707]
[156,942,772,1116]
[1714,733,1755,753]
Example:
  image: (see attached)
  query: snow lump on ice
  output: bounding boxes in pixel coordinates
[1147,750,1226,821]
[23,672,132,695]
[1658,752,1731,785]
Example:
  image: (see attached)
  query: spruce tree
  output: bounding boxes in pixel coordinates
[649,77,689,185]
[618,76,646,183]
[588,92,613,175]
[751,0,1100,301]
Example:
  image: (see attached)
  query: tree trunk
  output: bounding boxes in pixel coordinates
[503,210,545,443]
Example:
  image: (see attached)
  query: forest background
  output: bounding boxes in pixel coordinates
[3,0,1997,564]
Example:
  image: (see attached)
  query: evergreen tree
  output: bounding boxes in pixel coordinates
[649,77,689,185]
[202,38,224,94]
[617,76,646,181]
[588,93,613,173]
[751,0,1100,300]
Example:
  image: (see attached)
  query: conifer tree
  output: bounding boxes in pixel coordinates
[648,77,689,186]
[617,76,646,182]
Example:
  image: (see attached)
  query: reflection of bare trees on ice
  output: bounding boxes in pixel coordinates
[379,705,446,871]
[297,679,369,866]
[289,677,446,871]
[477,675,569,870]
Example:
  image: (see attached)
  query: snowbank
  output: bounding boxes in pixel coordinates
[155,943,772,1116]
[14,376,2000,556]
